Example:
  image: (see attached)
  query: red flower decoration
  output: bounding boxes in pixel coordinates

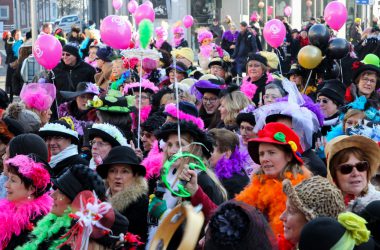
[26,222,34,231]
[352,61,363,70]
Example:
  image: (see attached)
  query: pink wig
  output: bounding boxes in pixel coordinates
[164,103,205,129]
[173,26,184,35]
[6,155,50,190]
[197,30,213,43]
[155,27,168,40]
[20,83,56,111]
[142,58,158,73]
[124,79,159,95]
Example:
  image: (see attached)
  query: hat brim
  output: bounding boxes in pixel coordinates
[96,162,146,179]
[325,135,380,181]
[353,64,380,88]
[60,90,96,100]
[89,128,120,147]
[39,130,79,144]
[97,106,132,113]
[196,88,221,96]
[248,137,303,165]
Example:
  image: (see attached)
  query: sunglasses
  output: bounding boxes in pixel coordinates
[316,98,330,104]
[62,52,72,57]
[336,161,369,175]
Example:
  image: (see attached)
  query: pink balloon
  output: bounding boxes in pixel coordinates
[33,35,62,70]
[135,4,155,25]
[112,0,123,11]
[250,11,259,22]
[284,6,292,17]
[324,1,347,31]
[143,0,153,8]
[128,0,138,13]
[263,19,286,48]
[183,15,194,28]
[267,6,273,16]
[100,15,131,49]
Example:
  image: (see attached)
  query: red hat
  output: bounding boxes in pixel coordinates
[248,122,304,165]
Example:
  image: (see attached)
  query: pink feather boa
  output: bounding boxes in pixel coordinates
[131,105,152,130]
[0,193,53,248]
[84,57,98,68]
[199,44,214,58]
[164,103,204,129]
[240,77,258,100]
[155,38,165,49]
[142,141,164,179]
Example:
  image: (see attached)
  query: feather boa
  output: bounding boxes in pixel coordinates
[240,77,258,100]
[215,147,250,179]
[84,57,97,68]
[16,208,72,250]
[235,172,308,236]
[142,141,163,179]
[0,193,53,248]
[164,103,204,129]
[199,43,214,58]
[155,39,165,49]
[131,105,152,130]
[326,123,344,142]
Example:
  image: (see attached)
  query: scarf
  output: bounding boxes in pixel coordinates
[199,44,214,58]
[16,208,72,250]
[235,172,308,236]
[0,193,53,248]
[49,144,78,168]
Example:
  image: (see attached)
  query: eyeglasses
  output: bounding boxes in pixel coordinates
[240,125,254,132]
[336,161,369,175]
[316,98,331,104]
[263,94,281,100]
[62,52,72,57]
[210,65,223,71]
[46,136,66,141]
[90,140,111,148]
[202,97,218,104]
[360,77,376,85]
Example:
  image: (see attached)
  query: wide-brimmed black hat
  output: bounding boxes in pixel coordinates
[286,64,303,77]
[39,120,79,144]
[247,53,268,67]
[155,121,213,158]
[96,146,146,178]
[88,123,127,147]
[52,164,106,201]
[60,82,100,100]
[317,79,346,106]
[194,80,223,96]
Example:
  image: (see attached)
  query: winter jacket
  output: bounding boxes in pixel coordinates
[232,30,258,59]
[50,154,89,178]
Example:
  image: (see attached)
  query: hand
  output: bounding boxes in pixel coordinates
[178,167,198,196]
[130,140,144,160]
[230,44,235,49]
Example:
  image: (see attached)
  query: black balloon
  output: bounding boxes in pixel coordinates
[308,24,330,51]
[326,38,349,60]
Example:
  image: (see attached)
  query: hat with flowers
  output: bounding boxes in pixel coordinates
[248,122,304,165]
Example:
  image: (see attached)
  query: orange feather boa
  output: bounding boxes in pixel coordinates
[235,170,309,236]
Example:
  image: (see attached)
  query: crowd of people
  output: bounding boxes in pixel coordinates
[0,10,380,250]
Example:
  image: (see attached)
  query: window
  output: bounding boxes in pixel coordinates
[0,6,9,20]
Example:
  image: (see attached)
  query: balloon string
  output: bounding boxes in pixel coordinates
[137,52,143,150]
[50,70,59,117]
[275,49,283,75]
[302,70,313,94]
[173,56,182,153]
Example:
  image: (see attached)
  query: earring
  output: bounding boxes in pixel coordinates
[27,195,32,200]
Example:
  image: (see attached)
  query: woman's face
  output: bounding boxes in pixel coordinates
[263,88,283,105]
[51,189,71,216]
[335,153,368,196]
[218,98,228,121]
[202,92,220,114]
[290,74,303,87]
[240,121,256,145]
[112,62,124,78]
[280,200,307,244]
[14,31,21,40]
[165,134,190,159]
[88,47,98,61]
[91,137,112,162]
[344,113,365,132]
[5,172,35,201]
[46,136,72,156]
[76,94,94,111]
[210,65,226,79]
[141,130,155,152]
[317,95,338,118]
[40,109,52,125]
[358,73,377,97]
[135,92,150,108]
[246,60,264,81]
[259,143,291,178]
[107,165,135,195]
[169,70,185,83]
[209,146,224,168]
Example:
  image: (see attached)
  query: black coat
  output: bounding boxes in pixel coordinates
[175,39,188,49]
[232,31,258,59]
[198,171,225,205]
[302,149,327,177]
[221,171,250,200]
[50,154,89,178]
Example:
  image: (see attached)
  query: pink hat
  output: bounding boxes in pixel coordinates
[124,79,159,95]
[20,83,56,111]
[197,30,213,43]
[173,26,184,35]
[155,27,168,39]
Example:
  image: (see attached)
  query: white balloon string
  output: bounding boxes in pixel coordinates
[50,70,59,118]
[173,56,182,153]
[137,53,143,149]
[275,48,283,75]
[302,70,313,94]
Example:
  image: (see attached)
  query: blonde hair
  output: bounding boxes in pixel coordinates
[343,109,365,131]
[221,91,252,126]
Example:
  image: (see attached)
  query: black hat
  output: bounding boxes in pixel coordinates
[167,101,199,118]
[88,123,127,147]
[0,117,25,143]
[96,146,146,178]
[352,60,380,89]
[9,133,48,162]
[96,46,113,62]
[63,44,80,60]
[52,164,106,201]
[299,216,375,250]
[141,113,166,133]
[359,200,380,244]
[291,29,299,34]
[39,120,79,144]
[236,112,256,126]
[151,87,173,109]
[286,64,303,77]
[0,88,9,109]
[60,82,99,100]
[240,21,248,27]
[247,53,268,67]
[165,61,188,77]
[317,79,346,106]
[155,121,213,158]
[208,57,231,71]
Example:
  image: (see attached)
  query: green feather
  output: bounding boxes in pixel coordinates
[139,19,154,49]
